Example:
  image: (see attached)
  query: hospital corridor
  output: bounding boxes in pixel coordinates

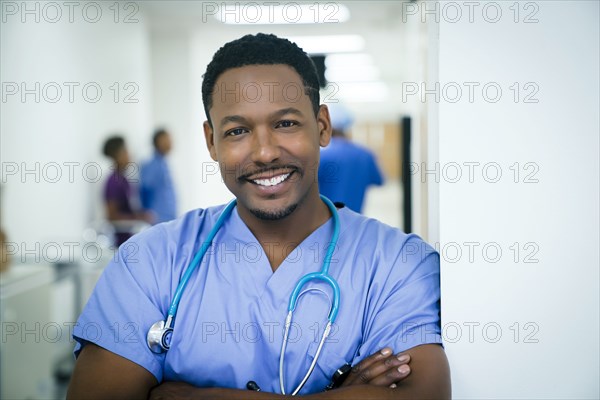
[1,1,598,399]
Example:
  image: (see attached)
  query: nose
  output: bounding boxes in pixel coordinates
[250,128,281,165]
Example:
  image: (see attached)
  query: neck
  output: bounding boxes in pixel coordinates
[237,189,331,271]
[241,190,329,242]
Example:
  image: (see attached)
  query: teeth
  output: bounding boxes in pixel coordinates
[253,173,291,187]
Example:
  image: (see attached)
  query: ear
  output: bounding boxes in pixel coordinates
[317,105,332,147]
[203,120,218,161]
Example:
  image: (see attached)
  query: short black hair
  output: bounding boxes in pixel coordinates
[201,33,321,126]
[102,136,125,159]
[153,128,168,149]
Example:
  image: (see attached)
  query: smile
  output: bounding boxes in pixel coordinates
[252,173,291,187]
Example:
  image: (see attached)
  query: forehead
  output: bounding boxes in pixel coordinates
[210,64,311,117]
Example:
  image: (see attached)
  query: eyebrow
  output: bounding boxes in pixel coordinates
[270,107,305,119]
[219,115,247,129]
[218,108,305,129]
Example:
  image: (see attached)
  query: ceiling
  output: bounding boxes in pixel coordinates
[139,1,427,120]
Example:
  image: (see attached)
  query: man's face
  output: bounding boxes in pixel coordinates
[157,133,172,155]
[204,64,331,220]
[115,146,130,168]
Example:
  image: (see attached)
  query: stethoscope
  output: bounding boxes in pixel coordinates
[147,195,341,395]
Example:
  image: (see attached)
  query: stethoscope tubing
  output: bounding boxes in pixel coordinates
[148,195,341,396]
[279,196,341,395]
[286,196,341,324]
[166,199,237,324]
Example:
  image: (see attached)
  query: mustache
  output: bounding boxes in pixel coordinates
[238,164,301,181]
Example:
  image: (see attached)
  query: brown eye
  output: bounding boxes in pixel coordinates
[276,120,297,128]
[226,128,247,137]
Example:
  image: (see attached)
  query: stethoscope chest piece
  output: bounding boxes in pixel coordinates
[147,319,173,354]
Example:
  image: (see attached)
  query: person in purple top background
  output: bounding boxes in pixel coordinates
[318,103,384,213]
[102,136,152,246]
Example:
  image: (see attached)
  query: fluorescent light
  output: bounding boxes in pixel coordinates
[215,3,350,25]
[286,35,365,54]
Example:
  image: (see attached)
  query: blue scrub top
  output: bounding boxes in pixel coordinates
[140,152,177,223]
[318,138,384,213]
[73,204,441,394]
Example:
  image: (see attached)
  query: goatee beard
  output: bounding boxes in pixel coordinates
[249,203,298,220]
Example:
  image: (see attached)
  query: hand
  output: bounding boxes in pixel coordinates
[340,347,411,388]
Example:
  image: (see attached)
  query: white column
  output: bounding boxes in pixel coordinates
[434,1,599,398]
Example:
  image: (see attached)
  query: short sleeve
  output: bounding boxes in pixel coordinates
[352,239,442,363]
[72,233,168,382]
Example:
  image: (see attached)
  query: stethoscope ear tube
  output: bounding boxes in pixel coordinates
[167,200,238,318]
[146,201,237,354]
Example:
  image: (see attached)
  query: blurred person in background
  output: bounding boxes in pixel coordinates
[102,135,152,246]
[140,128,177,224]
[318,103,384,213]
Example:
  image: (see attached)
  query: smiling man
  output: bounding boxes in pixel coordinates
[67,33,450,399]
[205,61,332,271]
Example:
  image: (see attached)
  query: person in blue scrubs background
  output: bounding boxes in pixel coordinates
[318,104,384,213]
[140,128,177,224]
[67,33,450,400]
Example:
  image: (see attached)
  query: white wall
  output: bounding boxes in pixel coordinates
[148,29,240,215]
[1,2,152,249]
[435,1,599,398]
[150,31,197,215]
[1,4,153,397]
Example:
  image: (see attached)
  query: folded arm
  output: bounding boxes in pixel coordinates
[67,343,448,400]
[148,344,450,400]
[67,343,158,400]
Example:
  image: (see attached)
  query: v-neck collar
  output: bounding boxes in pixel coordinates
[218,205,337,300]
